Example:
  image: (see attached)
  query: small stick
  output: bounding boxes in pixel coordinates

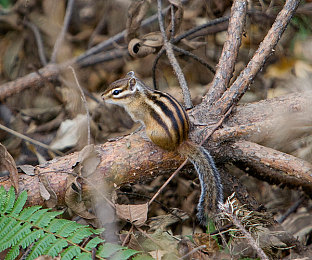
[50,0,75,63]
[204,0,247,105]
[0,123,63,156]
[180,245,207,260]
[277,196,305,223]
[221,203,269,260]
[69,66,91,145]
[121,225,134,247]
[149,159,188,205]
[157,0,192,109]
[172,45,216,74]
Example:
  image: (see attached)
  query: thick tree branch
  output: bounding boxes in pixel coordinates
[204,0,247,106]
[1,91,311,206]
[214,0,300,115]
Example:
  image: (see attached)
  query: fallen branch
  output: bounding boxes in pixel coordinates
[1,91,311,206]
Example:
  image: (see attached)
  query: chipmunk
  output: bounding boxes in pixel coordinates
[101,71,223,225]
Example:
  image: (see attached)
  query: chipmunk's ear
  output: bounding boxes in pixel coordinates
[129,77,136,91]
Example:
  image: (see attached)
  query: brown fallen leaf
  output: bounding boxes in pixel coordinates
[115,203,148,227]
[125,0,149,43]
[0,142,19,192]
[193,233,220,255]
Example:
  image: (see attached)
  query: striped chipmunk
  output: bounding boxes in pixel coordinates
[101,71,223,225]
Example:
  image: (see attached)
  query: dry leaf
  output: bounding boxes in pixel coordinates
[50,114,88,150]
[0,143,19,192]
[142,32,164,47]
[147,208,189,231]
[75,144,100,178]
[38,167,58,208]
[166,0,183,38]
[178,239,211,260]
[193,233,220,254]
[18,165,35,176]
[126,0,149,43]
[65,174,97,220]
[115,203,148,226]
[65,145,101,220]
[128,32,163,58]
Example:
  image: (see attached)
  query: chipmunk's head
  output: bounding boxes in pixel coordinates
[101,71,141,106]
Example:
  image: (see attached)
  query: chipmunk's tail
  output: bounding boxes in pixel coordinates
[177,141,223,225]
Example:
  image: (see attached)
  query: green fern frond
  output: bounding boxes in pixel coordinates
[97,243,125,258]
[9,190,27,216]
[0,186,7,211]
[61,245,81,260]
[0,186,141,260]
[2,186,15,213]
[43,238,68,257]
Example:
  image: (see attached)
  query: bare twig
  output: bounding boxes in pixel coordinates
[204,0,247,105]
[173,16,229,43]
[152,47,166,89]
[50,0,75,63]
[24,20,48,66]
[179,245,207,260]
[214,0,300,114]
[152,16,229,89]
[149,159,188,205]
[276,196,305,223]
[221,202,269,260]
[172,45,215,74]
[0,123,63,156]
[169,4,176,39]
[157,0,192,109]
[79,49,127,68]
[69,66,91,145]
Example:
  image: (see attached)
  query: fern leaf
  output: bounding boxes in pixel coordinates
[93,228,105,235]
[67,227,94,244]
[0,223,32,252]
[5,244,20,260]
[110,249,140,260]
[0,219,17,240]
[13,229,43,252]
[43,238,68,257]
[6,229,44,260]
[48,219,71,233]
[28,208,49,223]
[34,211,62,228]
[27,233,57,260]
[0,186,139,260]
[0,221,23,250]
[75,252,92,260]
[2,186,15,214]
[0,216,11,231]
[0,186,7,211]
[49,219,82,237]
[84,236,104,251]
[18,205,42,220]
[132,254,154,260]
[9,190,27,216]
[97,243,125,258]
[61,245,81,260]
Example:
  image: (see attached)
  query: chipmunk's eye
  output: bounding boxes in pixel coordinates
[112,89,121,95]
